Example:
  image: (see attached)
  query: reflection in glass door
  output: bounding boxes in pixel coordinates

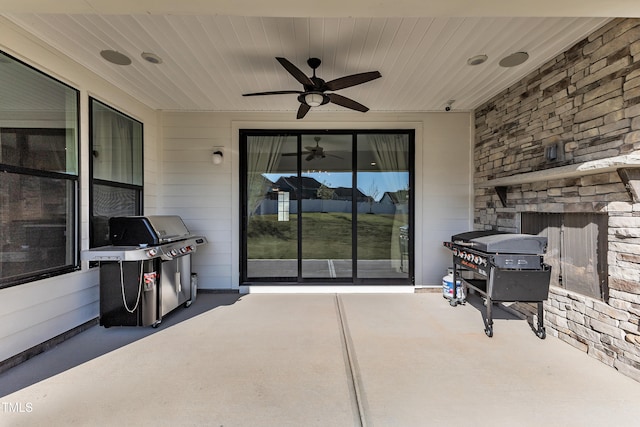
[356,134,410,278]
[242,130,413,284]
[245,135,298,279]
[301,135,353,278]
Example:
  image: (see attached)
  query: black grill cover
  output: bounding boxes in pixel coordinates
[452,230,547,255]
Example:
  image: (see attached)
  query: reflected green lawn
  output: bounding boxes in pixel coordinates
[247,212,406,259]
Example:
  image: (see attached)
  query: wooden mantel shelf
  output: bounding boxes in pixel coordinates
[475,154,640,188]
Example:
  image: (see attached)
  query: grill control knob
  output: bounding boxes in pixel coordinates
[147,249,158,257]
[180,247,187,254]
[170,249,178,256]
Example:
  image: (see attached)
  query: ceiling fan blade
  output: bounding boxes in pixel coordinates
[282,150,312,157]
[297,103,311,119]
[276,57,314,87]
[305,153,315,161]
[328,93,369,112]
[243,90,303,96]
[325,71,381,91]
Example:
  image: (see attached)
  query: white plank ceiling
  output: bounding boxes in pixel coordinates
[1,1,629,114]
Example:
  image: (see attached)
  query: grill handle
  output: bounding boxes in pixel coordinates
[453,241,478,247]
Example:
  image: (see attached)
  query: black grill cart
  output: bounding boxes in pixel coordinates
[443,231,551,338]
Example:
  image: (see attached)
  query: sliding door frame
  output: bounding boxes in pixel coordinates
[240,129,414,286]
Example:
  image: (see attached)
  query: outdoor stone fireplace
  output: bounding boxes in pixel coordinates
[473,18,640,381]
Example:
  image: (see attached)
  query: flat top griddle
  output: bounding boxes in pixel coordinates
[444,230,551,339]
[451,230,547,254]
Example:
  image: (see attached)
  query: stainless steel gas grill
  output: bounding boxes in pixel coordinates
[443,230,551,338]
[81,215,207,327]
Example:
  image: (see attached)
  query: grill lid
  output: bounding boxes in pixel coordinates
[109,215,191,246]
[452,230,547,254]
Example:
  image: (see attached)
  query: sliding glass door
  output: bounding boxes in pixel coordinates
[245,135,298,279]
[241,130,413,285]
[356,134,410,279]
[300,134,353,278]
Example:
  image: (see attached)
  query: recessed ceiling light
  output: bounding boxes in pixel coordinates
[499,52,529,68]
[467,54,488,66]
[100,50,131,66]
[141,52,163,64]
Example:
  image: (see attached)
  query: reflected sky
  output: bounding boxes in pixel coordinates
[264,171,408,201]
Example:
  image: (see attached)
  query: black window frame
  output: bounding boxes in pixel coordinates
[0,51,80,289]
[88,98,144,249]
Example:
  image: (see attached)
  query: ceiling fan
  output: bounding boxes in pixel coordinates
[243,57,381,119]
[282,137,343,161]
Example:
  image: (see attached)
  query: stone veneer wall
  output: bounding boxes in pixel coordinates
[474,18,640,381]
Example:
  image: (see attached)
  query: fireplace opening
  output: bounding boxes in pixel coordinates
[521,213,608,302]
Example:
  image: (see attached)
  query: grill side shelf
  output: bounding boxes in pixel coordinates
[464,278,487,295]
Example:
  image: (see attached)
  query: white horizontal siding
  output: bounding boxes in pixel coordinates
[0,18,159,363]
[419,113,473,285]
[0,271,99,362]
[0,287,98,341]
[0,273,97,320]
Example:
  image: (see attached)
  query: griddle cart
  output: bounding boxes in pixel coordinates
[443,231,552,338]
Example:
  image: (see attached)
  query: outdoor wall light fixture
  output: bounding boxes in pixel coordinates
[212,150,224,165]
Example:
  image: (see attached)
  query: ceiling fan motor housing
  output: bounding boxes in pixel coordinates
[307,57,322,70]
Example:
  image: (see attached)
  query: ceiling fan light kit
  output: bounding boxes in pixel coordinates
[281,136,343,161]
[304,93,326,107]
[243,57,381,119]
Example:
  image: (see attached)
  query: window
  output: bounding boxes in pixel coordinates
[278,191,290,222]
[89,99,143,248]
[0,51,79,288]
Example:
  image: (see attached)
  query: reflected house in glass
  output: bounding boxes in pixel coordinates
[333,187,368,202]
[271,176,322,200]
[380,190,409,205]
[267,176,368,205]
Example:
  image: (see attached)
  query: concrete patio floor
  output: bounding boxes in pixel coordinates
[2,292,640,426]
